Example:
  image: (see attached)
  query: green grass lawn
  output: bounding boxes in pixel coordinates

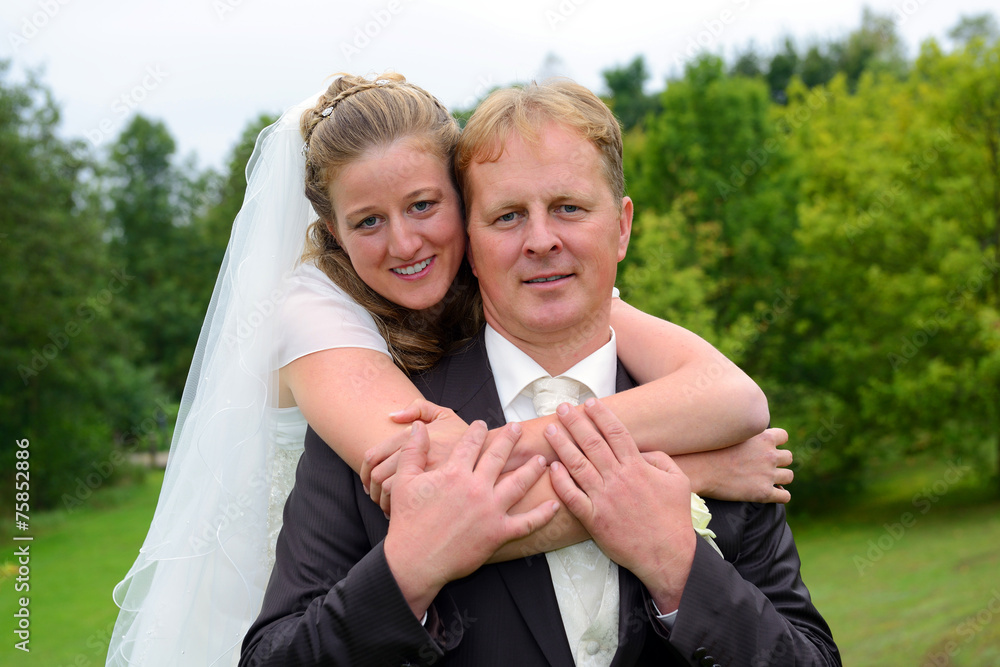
[788,457,1000,667]
[1,471,163,666]
[2,462,998,666]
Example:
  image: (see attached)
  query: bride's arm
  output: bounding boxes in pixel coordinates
[504,299,768,468]
[607,298,769,451]
[286,298,775,498]
[489,301,783,562]
[281,347,430,474]
[283,331,784,563]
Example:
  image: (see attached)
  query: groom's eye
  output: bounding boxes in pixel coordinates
[498,212,517,223]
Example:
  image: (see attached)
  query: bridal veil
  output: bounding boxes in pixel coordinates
[107,92,320,666]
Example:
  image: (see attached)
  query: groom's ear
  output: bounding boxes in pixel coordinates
[465,240,478,277]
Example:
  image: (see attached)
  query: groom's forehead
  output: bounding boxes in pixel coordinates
[463,124,597,209]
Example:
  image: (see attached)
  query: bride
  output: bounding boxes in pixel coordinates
[106,72,791,666]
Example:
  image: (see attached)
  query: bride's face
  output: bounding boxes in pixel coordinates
[328,136,466,311]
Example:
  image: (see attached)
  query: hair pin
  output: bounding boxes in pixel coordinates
[321,106,334,117]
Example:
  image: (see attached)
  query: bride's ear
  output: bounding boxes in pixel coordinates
[324,219,344,253]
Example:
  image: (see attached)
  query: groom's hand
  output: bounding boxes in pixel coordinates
[363,399,470,514]
[547,399,696,615]
[384,420,559,619]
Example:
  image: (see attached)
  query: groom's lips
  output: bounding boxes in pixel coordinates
[524,273,573,286]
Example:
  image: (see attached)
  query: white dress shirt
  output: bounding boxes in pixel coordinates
[486,325,623,665]
[484,325,680,649]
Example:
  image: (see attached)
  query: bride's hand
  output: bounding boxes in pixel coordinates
[672,428,793,504]
[361,399,470,515]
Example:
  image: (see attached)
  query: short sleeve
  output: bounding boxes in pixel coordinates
[277,262,391,368]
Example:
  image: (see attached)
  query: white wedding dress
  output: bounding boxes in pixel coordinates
[106,95,391,667]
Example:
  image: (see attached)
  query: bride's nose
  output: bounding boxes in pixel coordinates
[387,219,421,260]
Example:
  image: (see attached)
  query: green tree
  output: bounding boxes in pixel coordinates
[0,64,163,508]
[601,55,660,131]
[106,116,212,394]
[911,37,1000,488]
[799,44,837,89]
[828,8,908,90]
[773,36,1000,495]
[948,13,999,48]
[766,37,799,103]
[627,55,798,350]
[730,44,764,79]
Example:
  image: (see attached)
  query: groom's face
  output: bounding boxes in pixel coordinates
[463,120,632,348]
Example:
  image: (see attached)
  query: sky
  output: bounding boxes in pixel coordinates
[2,0,995,172]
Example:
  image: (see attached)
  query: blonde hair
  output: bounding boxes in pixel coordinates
[300,72,481,373]
[455,79,625,212]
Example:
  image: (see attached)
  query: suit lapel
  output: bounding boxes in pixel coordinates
[608,362,653,666]
[610,570,648,666]
[432,337,649,666]
[442,332,576,666]
[436,333,507,428]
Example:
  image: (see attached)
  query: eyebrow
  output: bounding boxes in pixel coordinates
[343,187,444,221]
[477,191,594,218]
[477,199,521,220]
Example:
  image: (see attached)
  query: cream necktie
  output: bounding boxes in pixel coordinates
[525,376,619,665]
[527,376,586,418]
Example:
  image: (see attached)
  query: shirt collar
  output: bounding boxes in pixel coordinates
[484,324,618,415]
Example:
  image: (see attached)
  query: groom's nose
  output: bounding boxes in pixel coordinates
[523,213,562,257]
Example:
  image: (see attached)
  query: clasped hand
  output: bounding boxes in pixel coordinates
[382,419,558,618]
[362,399,795,516]
[547,399,696,614]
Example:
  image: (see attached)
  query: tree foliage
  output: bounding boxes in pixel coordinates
[601,56,660,131]
[6,11,999,508]
[608,19,1000,501]
[0,63,164,508]
[626,55,798,342]
[1,62,275,508]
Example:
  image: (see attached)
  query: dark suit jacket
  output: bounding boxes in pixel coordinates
[242,332,840,666]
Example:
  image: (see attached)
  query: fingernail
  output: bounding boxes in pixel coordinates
[556,403,569,415]
[551,461,560,471]
[388,410,402,417]
[585,398,596,408]
[545,424,557,436]
[384,512,390,520]
[510,422,522,435]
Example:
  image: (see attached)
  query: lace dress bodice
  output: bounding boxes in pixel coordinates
[265,407,309,574]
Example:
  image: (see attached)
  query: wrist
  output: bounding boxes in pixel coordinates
[503,418,557,470]
[644,530,696,614]
[673,453,715,497]
[383,535,444,619]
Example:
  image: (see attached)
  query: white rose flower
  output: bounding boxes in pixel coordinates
[691,492,723,557]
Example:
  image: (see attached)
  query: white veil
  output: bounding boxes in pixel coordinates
[107,92,321,666]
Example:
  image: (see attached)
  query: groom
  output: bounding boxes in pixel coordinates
[242,81,839,666]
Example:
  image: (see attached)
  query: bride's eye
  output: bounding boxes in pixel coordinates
[411,201,433,213]
[356,216,379,229]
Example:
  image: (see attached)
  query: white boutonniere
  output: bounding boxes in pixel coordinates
[691,493,723,557]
